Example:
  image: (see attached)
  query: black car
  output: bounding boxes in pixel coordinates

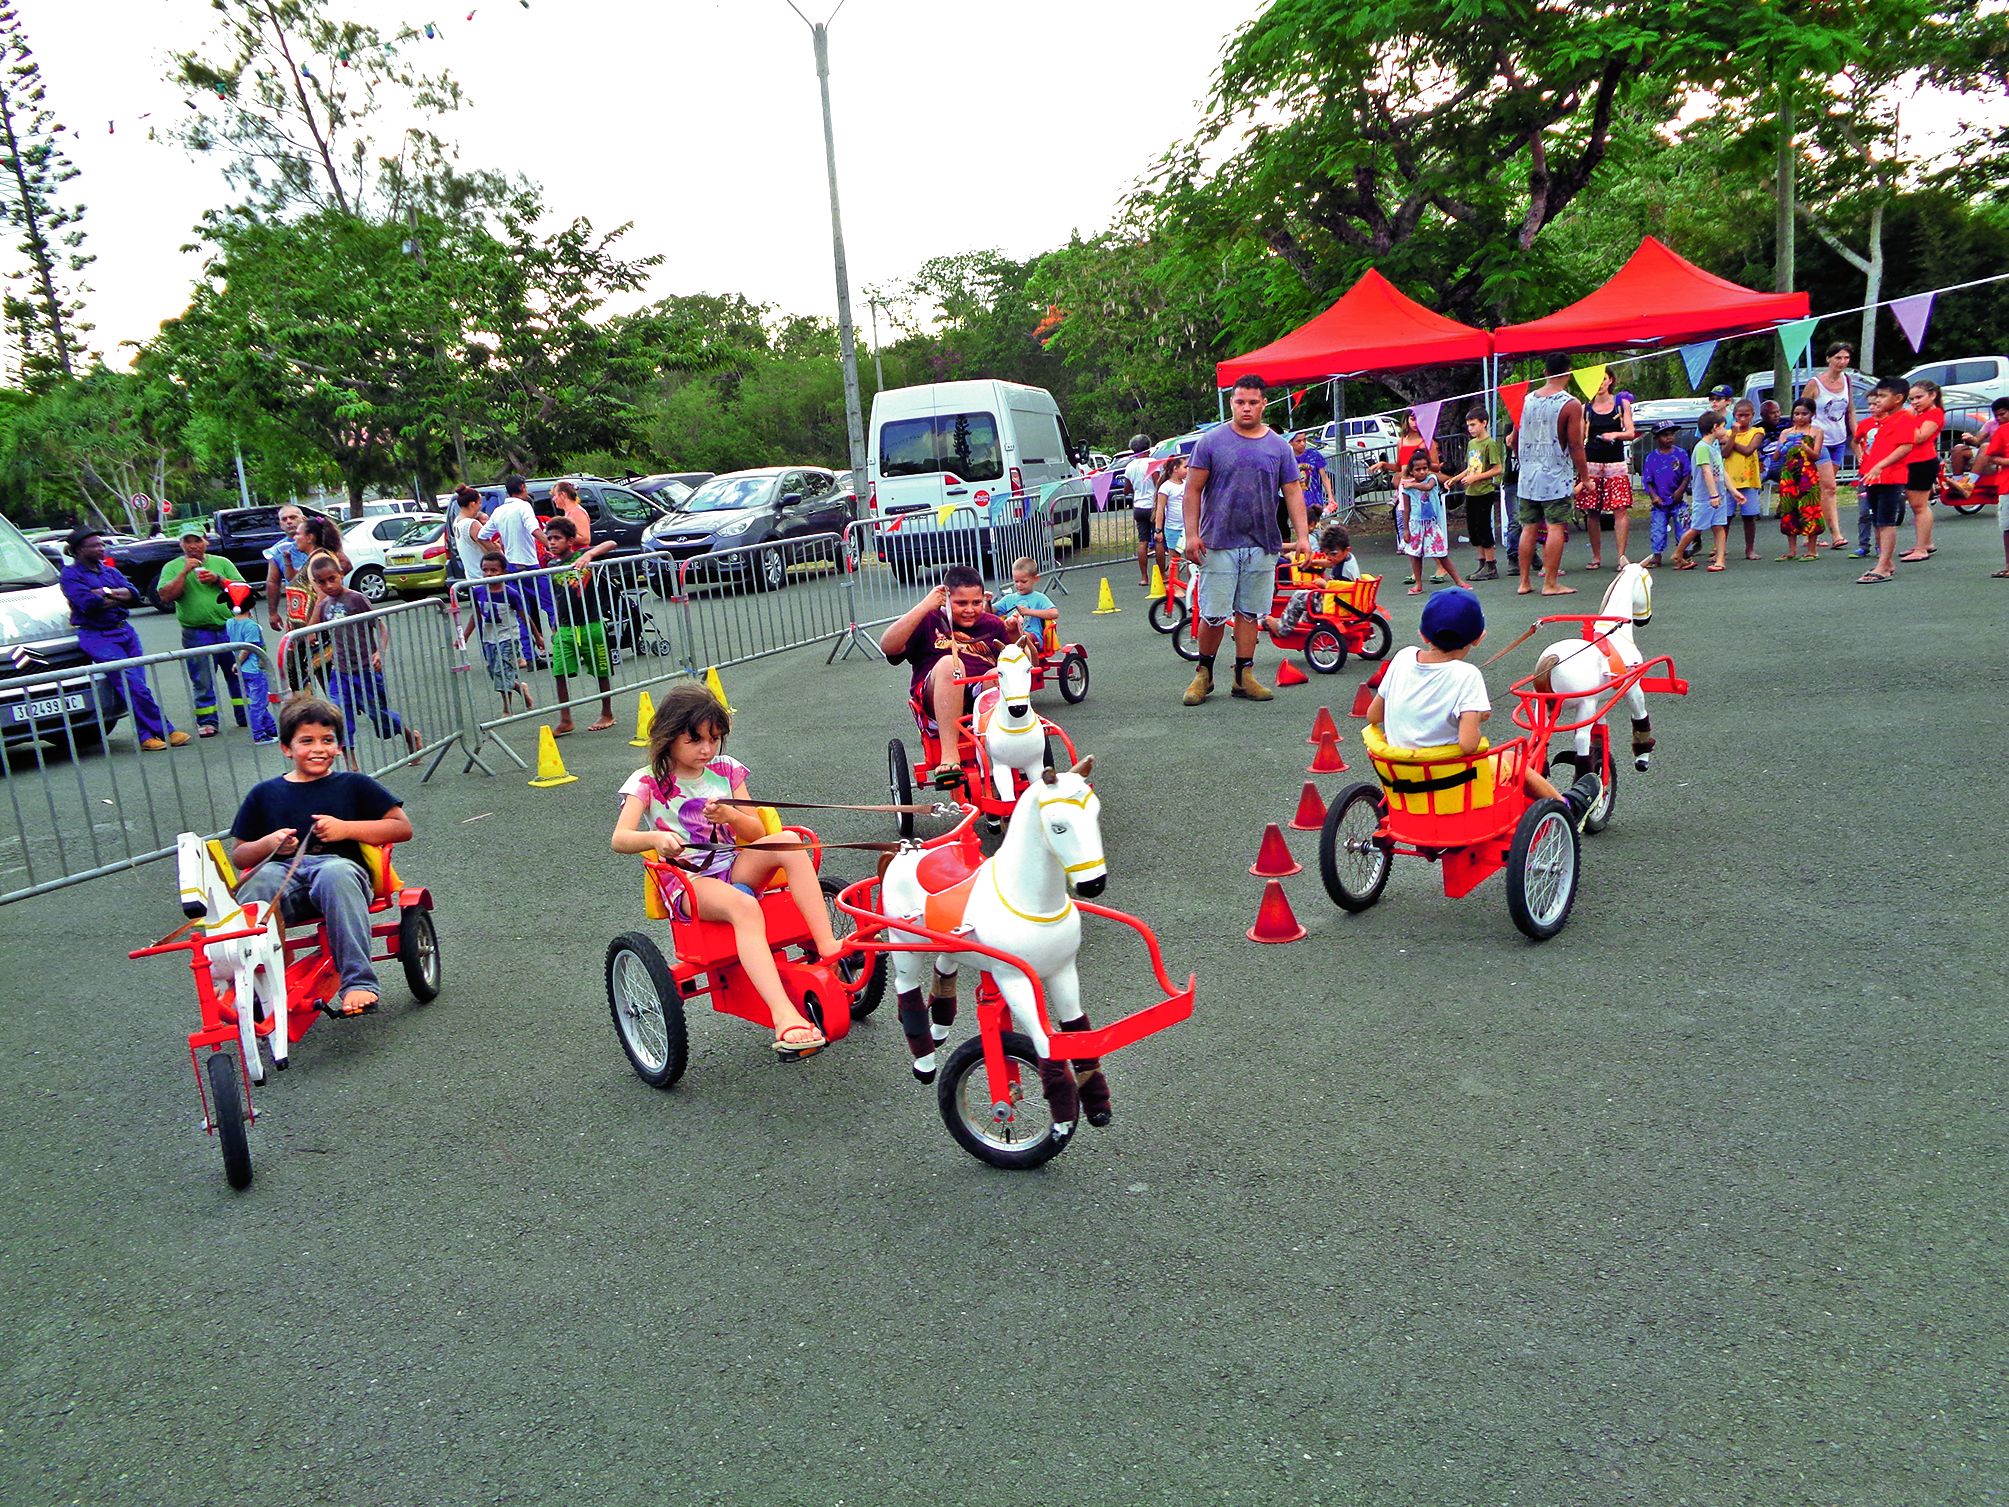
[630,472,714,510]
[642,467,856,592]
[523,477,675,553]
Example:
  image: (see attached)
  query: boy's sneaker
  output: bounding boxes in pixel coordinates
[1182,665,1213,706]
[1849,547,1872,558]
[1562,772,1604,832]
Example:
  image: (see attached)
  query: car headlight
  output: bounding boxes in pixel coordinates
[715,516,758,538]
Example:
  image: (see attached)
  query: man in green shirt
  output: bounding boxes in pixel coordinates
[157,525,249,734]
[1456,410,1506,580]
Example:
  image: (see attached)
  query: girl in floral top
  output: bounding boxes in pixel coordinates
[611,681,841,1057]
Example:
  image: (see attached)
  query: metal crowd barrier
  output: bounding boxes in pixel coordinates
[2,640,286,905]
[274,597,468,782]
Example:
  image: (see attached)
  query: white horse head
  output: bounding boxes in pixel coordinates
[1016,756,1104,899]
[1605,558,1652,633]
[977,641,1048,805]
[993,641,1035,721]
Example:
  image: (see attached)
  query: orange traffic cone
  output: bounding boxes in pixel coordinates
[1307,705,1339,745]
[1274,660,1309,687]
[1246,880,1307,944]
[1309,729,1348,774]
[1288,781,1327,831]
[1248,823,1301,879]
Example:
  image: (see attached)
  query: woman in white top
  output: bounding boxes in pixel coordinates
[449,485,489,579]
[1799,342,1856,551]
[1153,455,1189,551]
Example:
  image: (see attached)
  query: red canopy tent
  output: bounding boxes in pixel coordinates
[1493,236,1809,356]
[1214,268,1492,386]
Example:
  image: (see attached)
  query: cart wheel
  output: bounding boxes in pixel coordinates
[1058,652,1089,703]
[1145,597,1183,635]
[820,874,885,1019]
[938,1032,1070,1171]
[1952,501,1985,516]
[605,932,688,1088]
[1303,625,1347,675]
[205,1051,253,1191]
[1318,782,1391,911]
[1585,734,1618,834]
[1172,613,1200,662]
[397,906,441,1002]
[1505,799,1580,941]
[1358,613,1394,662]
[887,737,915,839]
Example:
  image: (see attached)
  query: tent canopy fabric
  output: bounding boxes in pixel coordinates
[1214,269,1492,387]
[1493,236,1810,357]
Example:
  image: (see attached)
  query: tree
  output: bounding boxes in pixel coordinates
[170,0,499,220]
[0,2,91,390]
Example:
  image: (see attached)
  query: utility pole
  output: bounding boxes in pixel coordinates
[1772,75,1797,410]
[867,295,885,393]
[788,0,867,479]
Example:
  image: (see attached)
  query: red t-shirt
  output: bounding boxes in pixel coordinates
[1974,425,2009,501]
[1859,407,1917,484]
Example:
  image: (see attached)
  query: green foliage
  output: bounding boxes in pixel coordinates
[0,2,91,389]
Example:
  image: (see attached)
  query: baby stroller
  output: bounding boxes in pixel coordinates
[604,584,674,665]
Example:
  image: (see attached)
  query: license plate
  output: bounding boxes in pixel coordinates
[4,691,87,726]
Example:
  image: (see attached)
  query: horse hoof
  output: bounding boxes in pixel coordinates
[1634,755,1651,771]
[1086,1109,1112,1128]
[911,1063,936,1086]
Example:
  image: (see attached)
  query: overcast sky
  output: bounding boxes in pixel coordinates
[25,0,1262,358]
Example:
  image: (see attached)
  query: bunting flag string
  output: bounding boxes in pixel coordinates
[1777,316,1819,370]
[1498,379,1531,429]
[1678,339,1717,391]
[1570,363,1608,399]
[1088,471,1115,508]
[1409,398,1444,440]
[1889,292,1935,354]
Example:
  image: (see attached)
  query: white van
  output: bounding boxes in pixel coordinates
[867,380,1089,576]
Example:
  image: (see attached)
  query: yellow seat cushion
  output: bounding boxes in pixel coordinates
[209,838,398,902]
[1361,724,1498,816]
[641,805,785,917]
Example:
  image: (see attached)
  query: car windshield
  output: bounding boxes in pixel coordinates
[677,475,776,514]
[394,518,440,545]
[0,513,59,590]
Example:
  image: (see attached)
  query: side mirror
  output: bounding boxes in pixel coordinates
[780,492,803,507]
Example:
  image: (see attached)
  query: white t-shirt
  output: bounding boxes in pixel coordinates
[483,498,542,567]
[1124,455,1156,511]
[1379,645,1490,750]
[452,513,489,577]
[1156,479,1186,532]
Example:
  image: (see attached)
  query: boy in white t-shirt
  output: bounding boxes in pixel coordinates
[1368,588,1601,824]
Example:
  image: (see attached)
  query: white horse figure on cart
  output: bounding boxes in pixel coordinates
[177,830,291,1082]
[879,758,1109,1138]
[973,641,1049,804]
[1529,559,1661,773]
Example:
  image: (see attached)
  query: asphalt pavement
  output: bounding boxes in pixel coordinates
[2,516,2003,1506]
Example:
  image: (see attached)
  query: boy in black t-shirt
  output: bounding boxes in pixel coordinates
[878,563,1009,784]
[230,695,415,1015]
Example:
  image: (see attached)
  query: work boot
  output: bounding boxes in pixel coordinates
[1562,772,1604,832]
[1182,664,1213,706]
[166,729,191,747]
[1231,665,1273,701]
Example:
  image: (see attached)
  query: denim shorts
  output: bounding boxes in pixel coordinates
[1690,493,1730,531]
[1863,483,1906,529]
[1195,546,1275,624]
[1824,442,1848,468]
[1732,486,1763,518]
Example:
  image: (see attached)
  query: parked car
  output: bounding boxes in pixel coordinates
[358,498,438,522]
[105,505,335,610]
[526,476,675,553]
[0,511,124,752]
[1904,356,2009,409]
[383,519,451,596]
[629,472,714,510]
[343,514,442,602]
[643,467,858,592]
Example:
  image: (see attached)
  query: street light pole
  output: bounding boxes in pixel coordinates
[867,295,885,393]
[788,0,867,480]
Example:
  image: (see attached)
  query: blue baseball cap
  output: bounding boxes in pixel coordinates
[1708,383,1735,400]
[1420,587,1485,651]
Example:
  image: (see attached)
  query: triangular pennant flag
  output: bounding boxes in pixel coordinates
[1679,339,1718,391]
[1291,387,1309,405]
[1889,292,1935,354]
[1089,470,1114,507]
[1499,379,1531,429]
[1777,316,1818,370]
[1410,399,1445,440]
[1571,363,1608,399]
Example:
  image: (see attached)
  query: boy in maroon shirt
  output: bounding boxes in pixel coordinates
[1854,377,1920,585]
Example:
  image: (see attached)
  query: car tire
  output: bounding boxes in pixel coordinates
[352,566,388,603]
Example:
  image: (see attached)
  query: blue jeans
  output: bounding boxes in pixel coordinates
[1194,546,1275,625]
[505,562,554,660]
[79,623,170,742]
[239,661,278,741]
[329,668,406,742]
[1649,504,1688,556]
[239,854,378,994]
[180,625,247,730]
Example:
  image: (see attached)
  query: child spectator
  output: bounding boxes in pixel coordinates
[1395,449,1464,595]
[1262,522,1359,638]
[1290,431,1334,515]
[878,563,1009,783]
[1454,409,1505,579]
[1897,380,1946,563]
[225,583,279,743]
[1855,377,1921,584]
[1939,442,1977,510]
[307,553,421,763]
[1672,413,1729,572]
[1722,398,1766,562]
[458,553,542,714]
[1153,455,1189,552]
[1977,398,2009,577]
[230,694,414,1016]
[1774,401,1825,560]
[611,681,841,1058]
[991,557,1059,652]
[1639,423,1691,567]
[542,516,619,735]
[1367,588,1600,826]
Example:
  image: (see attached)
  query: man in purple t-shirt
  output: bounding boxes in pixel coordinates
[1183,374,1311,705]
[879,563,1010,784]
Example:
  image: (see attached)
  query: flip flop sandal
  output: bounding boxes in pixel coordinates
[773,1025,826,1059]
[1991,569,2009,579]
[1855,572,1893,584]
[324,993,379,1018]
[1898,552,1931,563]
[1672,559,1697,571]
